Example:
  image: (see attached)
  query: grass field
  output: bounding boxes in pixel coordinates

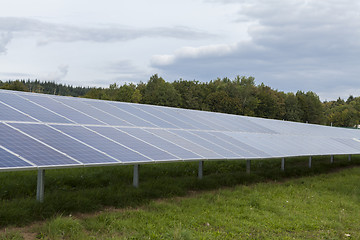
[1,155,360,239]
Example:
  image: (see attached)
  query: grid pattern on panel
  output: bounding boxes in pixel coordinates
[53,125,150,163]
[109,102,178,129]
[213,132,271,158]
[11,123,119,164]
[169,130,239,158]
[0,147,33,168]
[23,95,103,125]
[225,132,283,158]
[121,128,202,160]
[138,105,196,130]
[146,129,224,159]
[87,101,156,127]
[182,110,230,131]
[54,97,132,126]
[0,123,79,167]
[0,93,71,123]
[0,102,36,122]
[160,108,214,130]
[332,138,360,152]
[89,126,179,161]
[228,115,277,134]
[194,131,249,158]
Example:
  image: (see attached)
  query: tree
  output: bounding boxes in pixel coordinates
[255,83,285,119]
[296,91,324,124]
[84,88,105,99]
[141,74,181,107]
[173,80,207,110]
[0,80,28,92]
[205,90,241,114]
[284,93,302,122]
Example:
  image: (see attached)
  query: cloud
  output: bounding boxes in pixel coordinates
[0,17,214,47]
[0,71,32,79]
[40,65,69,82]
[103,60,154,85]
[152,0,360,99]
[0,32,12,54]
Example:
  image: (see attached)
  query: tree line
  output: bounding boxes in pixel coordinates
[1,75,359,128]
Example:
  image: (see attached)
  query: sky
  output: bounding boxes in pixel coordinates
[1,0,360,101]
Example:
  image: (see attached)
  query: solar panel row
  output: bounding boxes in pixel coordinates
[1,89,360,171]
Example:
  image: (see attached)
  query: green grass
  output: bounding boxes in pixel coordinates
[1,155,360,239]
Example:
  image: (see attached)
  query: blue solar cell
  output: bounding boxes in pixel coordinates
[193,131,249,158]
[136,105,196,129]
[333,138,360,151]
[109,102,179,129]
[239,116,284,134]
[0,101,36,122]
[224,132,282,157]
[23,95,103,125]
[201,112,255,132]
[146,129,223,159]
[0,147,33,168]
[121,128,202,160]
[10,123,119,164]
[182,110,230,131]
[89,126,179,161]
[54,97,132,126]
[208,132,269,158]
[0,123,79,167]
[53,125,150,163]
[86,100,156,127]
[160,108,214,130]
[0,92,71,123]
[169,130,238,158]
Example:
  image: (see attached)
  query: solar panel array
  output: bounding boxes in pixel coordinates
[1,89,360,171]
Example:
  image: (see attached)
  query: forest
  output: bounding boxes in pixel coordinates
[1,75,359,128]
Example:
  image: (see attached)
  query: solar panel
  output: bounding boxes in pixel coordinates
[22,94,104,125]
[0,101,36,122]
[146,128,224,159]
[0,91,71,123]
[133,104,195,129]
[10,123,119,165]
[109,102,179,129]
[158,107,215,130]
[169,130,239,158]
[52,125,150,163]
[0,123,79,167]
[0,146,34,169]
[121,127,202,160]
[85,100,156,127]
[88,126,179,161]
[1,88,360,172]
[53,97,132,126]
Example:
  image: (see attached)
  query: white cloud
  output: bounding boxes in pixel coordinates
[0,32,12,54]
[40,65,69,82]
[0,17,214,47]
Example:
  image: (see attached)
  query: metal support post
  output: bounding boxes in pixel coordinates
[348,154,351,162]
[308,156,312,168]
[246,160,251,174]
[281,157,285,171]
[133,164,139,188]
[198,161,204,180]
[330,155,334,164]
[36,169,45,202]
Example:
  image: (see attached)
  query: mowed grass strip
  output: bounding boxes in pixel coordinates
[0,155,360,239]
